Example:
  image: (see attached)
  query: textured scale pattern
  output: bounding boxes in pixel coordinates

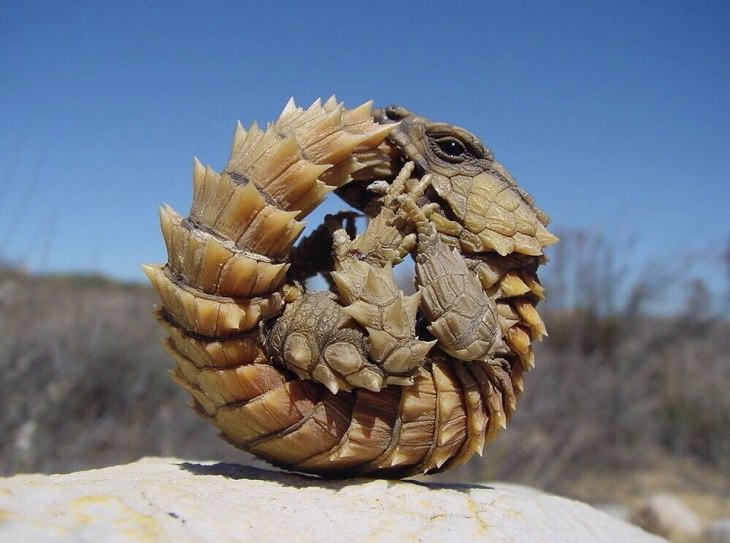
[146,97,557,478]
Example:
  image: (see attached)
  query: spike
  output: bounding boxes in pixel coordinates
[288,181,336,218]
[334,440,361,459]
[189,162,219,222]
[525,275,546,300]
[364,267,390,300]
[219,258,260,298]
[281,97,298,117]
[158,204,177,255]
[387,446,407,467]
[485,386,507,432]
[331,271,358,302]
[194,235,231,292]
[380,347,413,374]
[487,362,517,416]
[311,131,374,166]
[167,216,189,278]
[354,122,398,149]
[293,106,343,151]
[536,223,559,248]
[323,95,339,112]
[265,161,331,209]
[202,169,237,230]
[522,349,536,371]
[342,302,376,329]
[273,101,316,134]
[246,133,302,188]
[233,120,262,161]
[242,128,283,170]
[240,207,304,257]
[342,100,374,125]
[214,181,267,240]
[476,228,513,256]
[471,262,501,290]
[514,299,547,338]
[364,328,393,361]
[432,447,452,469]
[231,122,246,155]
[512,232,543,256]
[513,373,525,394]
[247,260,289,297]
[411,339,437,361]
[348,367,383,392]
[499,273,531,297]
[312,364,339,395]
[226,121,264,174]
[141,263,159,284]
[507,325,531,356]
[497,302,519,320]
[451,364,487,453]
[192,157,206,200]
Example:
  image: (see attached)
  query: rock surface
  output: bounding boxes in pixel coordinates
[0,457,668,542]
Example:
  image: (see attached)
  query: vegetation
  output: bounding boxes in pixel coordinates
[442,230,730,518]
[0,267,248,475]
[0,232,727,516]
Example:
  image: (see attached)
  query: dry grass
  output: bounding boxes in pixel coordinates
[0,230,728,520]
[433,230,730,519]
[0,267,242,475]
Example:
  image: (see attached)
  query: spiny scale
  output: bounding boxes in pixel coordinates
[146,97,555,478]
[145,97,395,335]
[331,226,436,386]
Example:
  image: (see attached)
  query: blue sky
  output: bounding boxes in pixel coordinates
[1,1,728,307]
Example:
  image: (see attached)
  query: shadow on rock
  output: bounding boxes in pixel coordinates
[178,461,492,492]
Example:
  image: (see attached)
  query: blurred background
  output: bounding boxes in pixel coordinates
[1,1,728,538]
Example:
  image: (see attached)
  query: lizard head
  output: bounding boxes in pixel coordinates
[379,108,496,187]
[342,105,557,256]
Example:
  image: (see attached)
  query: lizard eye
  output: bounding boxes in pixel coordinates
[432,136,468,162]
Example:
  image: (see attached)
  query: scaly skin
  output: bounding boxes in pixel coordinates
[146,98,557,478]
[372,106,558,256]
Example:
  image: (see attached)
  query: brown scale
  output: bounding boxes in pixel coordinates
[146,98,557,477]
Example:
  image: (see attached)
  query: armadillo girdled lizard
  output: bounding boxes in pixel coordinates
[145,97,558,478]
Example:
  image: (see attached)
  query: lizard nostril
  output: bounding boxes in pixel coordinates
[384,107,404,121]
[377,105,413,123]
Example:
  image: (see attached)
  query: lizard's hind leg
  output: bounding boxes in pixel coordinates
[265,291,385,394]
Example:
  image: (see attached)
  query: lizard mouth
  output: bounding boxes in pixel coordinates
[335,136,404,215]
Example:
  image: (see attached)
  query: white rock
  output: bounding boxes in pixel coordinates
[0,457,668,543]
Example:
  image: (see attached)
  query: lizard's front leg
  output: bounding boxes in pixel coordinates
[329,214,435,386]
[398,184,505,361]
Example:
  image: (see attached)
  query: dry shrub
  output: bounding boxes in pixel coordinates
[447,229,730,489]
[1,229,728,487]
[0,268,238,475]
